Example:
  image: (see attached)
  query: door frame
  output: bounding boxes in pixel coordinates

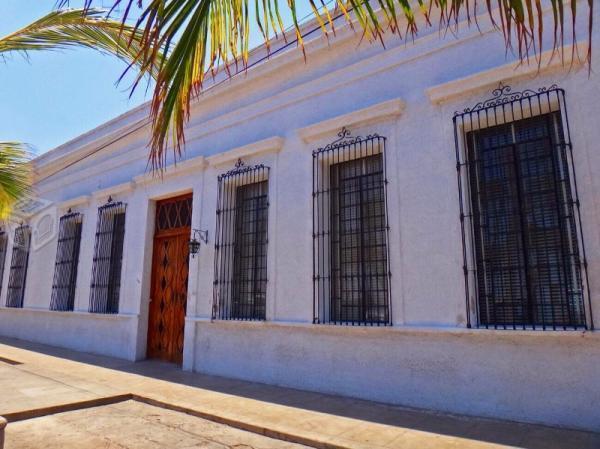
[146,193,193,364]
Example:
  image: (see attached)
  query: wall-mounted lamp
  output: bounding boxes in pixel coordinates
[189,229,208,258]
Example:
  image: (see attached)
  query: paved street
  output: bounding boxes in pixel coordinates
[1,337,599,449]
[5,400,309,449]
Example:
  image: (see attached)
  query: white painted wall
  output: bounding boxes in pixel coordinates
[0,308,137,359]
[193,321,600,431]
[0,2,598,432]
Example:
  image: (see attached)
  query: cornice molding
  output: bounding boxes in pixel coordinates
[134,155,207,187]
[11,197,54,220]
[59,195,90,211]
[31,2,571,183]
[206,136,284,167]
[92,181,135,202]
[298,99,405,143]
[29,8,424,180]
[426,43,588,105]
[34,116,150,183]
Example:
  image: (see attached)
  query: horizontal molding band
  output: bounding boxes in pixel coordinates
[298,99,405,143]
[426,43,588,105]
[0,307,139,320]
[206,136,284,167]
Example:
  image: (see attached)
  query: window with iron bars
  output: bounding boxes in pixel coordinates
[89,199,126,314]
[454,84,592,330]
[0,231,8,298]
[213,161,269,321]
[313,129,391,326]
[6,225,31,308]
[50,211,83,312]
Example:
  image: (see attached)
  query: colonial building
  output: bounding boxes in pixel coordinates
[1,4,599,433]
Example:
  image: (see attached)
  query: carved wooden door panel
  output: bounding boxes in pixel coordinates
[147,195,192,364]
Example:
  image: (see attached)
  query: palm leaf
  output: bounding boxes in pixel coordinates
[0,143,31,219]
[0,8,160,79]
[0,8,163,215]
[59,1,593,170]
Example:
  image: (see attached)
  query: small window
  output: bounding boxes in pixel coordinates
[155,194,192,232]
[6,225,31,308]
[313,129,391,325]
[50,212,83,311]
[89,200,126,314]
[213,161,269,320]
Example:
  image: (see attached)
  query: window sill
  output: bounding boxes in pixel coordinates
[0,307,138,320]
[190,318,598,341]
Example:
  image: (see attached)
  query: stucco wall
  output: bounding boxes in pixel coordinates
[192,321,600,431]
[0,1,598,432]
[0,308,137,360]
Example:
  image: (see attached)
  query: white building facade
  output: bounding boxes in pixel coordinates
[1,3,599,432]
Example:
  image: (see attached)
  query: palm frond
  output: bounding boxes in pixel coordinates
[0,8,160,79]
[60,1,594,170]
[0,8,167,215]
[0,143,31,220]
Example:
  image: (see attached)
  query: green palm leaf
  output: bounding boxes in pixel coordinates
[0,7,161,215]
[0,8,160,79]
[61,1,595,170]
[0,143,31,219]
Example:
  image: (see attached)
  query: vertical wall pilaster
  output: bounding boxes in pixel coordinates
[183,167,206,371]
[74,199,97,312]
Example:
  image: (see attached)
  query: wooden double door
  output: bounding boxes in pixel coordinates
[147,194,192,364]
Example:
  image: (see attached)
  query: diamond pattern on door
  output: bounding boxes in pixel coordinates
[147,194,192,364]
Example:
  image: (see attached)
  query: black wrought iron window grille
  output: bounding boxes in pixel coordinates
[312,128,392,326]
[0,231,8,298]
[453,84,592,330]
[213,160,270,321]
[6,225,31,308]
[89,199,127,314]
[50,211,83,312]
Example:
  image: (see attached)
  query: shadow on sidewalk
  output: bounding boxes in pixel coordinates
[1,336,598,449]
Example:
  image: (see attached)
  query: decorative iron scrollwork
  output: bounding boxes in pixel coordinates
[315,127,382,154]
[454,82,560,117]
[218,158,267,180]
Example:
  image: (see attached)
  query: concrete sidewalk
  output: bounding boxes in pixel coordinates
[0,337,598,449]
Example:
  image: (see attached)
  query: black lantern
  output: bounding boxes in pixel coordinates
[189,229,208,258]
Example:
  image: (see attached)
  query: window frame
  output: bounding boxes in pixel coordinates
[312,128,392,326]
[6,225,31,308]
[212,160,270,321]
[50,211,83,312]
[89,199,127,314]
[0,231,8,299]
[453,84,592,330]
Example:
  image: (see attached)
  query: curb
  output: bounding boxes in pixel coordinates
[132,395,350,449]
[1,394,351,449]
[1,394,132,423]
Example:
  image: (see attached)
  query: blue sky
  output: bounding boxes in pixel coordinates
[0,1,314,155]
[0,1,154,155]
